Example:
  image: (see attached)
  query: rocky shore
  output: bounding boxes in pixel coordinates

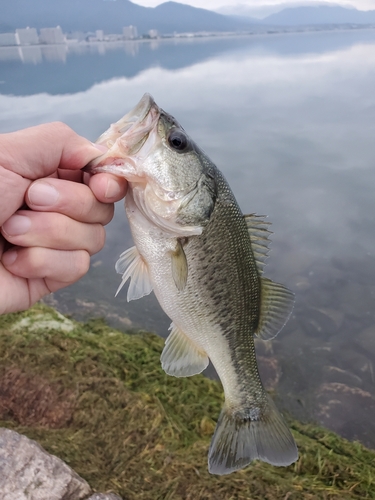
[0,304,374,499]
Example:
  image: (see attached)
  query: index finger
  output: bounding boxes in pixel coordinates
[26,178,115,225]
[0,122,106,180]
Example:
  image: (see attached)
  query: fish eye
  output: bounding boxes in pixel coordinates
[167,129,189,152]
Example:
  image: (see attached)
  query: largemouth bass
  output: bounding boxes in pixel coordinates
[86,94,298,475]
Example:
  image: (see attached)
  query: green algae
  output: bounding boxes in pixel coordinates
[0,304,374,499]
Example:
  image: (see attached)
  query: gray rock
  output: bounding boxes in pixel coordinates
[87,494,123,500]
[0,428,91,500]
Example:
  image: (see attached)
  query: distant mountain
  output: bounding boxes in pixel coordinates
[216,1,343,19]
[0,0,256,35]
[262,5,375,25]
[2,1,374,37]
[151,2,254,33]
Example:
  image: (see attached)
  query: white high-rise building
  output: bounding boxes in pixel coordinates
[96,30,104,41]
[39,26,65,45]
[16,27,39,45]
[123,25,138,40]
[148,29,158,39]
[0,33,20,46]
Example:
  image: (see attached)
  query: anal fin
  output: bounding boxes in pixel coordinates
[115,246,153,301]
[161,323,209,377]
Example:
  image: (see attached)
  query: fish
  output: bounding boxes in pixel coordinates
[85,93,298,475]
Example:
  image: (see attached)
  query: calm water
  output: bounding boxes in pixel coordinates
[1,30,375,448]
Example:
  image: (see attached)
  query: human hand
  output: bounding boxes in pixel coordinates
[0,122,127,315]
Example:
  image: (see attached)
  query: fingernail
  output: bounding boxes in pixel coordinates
[2,215,31,236]
[2,249,18,266]
[28,181,59,206]
[105,177,122,199]
[91,142,108,153]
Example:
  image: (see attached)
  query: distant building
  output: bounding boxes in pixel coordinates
[66,31,85,42]
[16,27,39,45]
[39,26,65,45]
[148,29,159,39]
[104,34,123,42]
[85,32,96,42]
[0,33,20,46]
[96,30,104,41]
[123,25,138,40]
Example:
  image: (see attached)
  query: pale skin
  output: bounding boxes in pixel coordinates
[0,122,128,315]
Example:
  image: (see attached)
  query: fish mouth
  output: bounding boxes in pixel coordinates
[84,93,160,178]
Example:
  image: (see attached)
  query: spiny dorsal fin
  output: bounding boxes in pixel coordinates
[115,246,153,301]
[255,277,295,340]
[170,239,188,291]
[161,323,209,377]
[244,214,272,275]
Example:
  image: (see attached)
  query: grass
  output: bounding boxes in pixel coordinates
[0,303,374,499]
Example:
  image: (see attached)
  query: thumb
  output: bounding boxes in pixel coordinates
[0,166,31,227]
[0,123,105,226]
[0,122,105,180]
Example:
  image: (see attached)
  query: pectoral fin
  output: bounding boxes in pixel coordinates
[171,239,188,291]
[255,277,295,340]
[161,323,209,377]
[115,246,153,301]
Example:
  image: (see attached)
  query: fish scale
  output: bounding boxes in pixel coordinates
[86,93,298,475]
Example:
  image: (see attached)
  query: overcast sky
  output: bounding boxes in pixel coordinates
[132,0,375,12]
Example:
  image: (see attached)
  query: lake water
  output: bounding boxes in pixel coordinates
[1,29,375,449]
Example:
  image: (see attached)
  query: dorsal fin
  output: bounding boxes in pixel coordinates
[255,277,295,340]
[244,214,272,275]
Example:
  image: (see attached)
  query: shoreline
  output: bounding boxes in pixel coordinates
[1,27,374,65]
[0,24,374,51]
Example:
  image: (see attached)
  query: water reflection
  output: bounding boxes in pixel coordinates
[0,40,141,64]
[2,30,375,95]
[19,46,43,64]
[41,45,68,63]
[1,30,375,449]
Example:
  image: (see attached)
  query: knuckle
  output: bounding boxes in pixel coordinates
[90,224,106,254]
[27,247,47,273]
[102,204,114,225]
[17,247,49,277]
[54,184,90,221]
[48,121,73,136]
[37,122,75,147]
[50,215,70,243]
[75,196,90,221]
[71,250,90,280]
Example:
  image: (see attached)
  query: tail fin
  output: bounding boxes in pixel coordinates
[208,394,298,475]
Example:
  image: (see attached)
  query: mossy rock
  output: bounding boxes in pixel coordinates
[0,304,374,499]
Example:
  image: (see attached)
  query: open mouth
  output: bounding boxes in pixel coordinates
[84,93,160,175]
[96,93,158,148]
